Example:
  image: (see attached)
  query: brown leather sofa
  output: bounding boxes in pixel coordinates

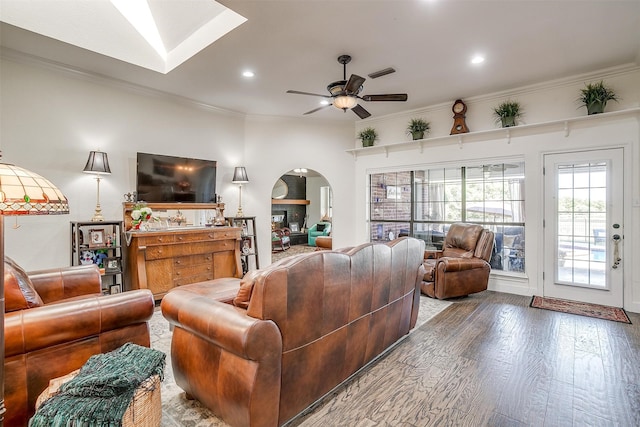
[3,257,155,427]
[421,223,495,299]
[162,237,425,427]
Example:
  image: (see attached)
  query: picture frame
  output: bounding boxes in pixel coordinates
[109,284,121,294]
[88,229,106,248]
[104,257,121,273]
[289,222,299,233]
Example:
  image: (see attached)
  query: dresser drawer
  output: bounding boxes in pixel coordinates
[137,234,175,246]
[173,271,214,286]
[144,245,174,260]
[174,254,213,267]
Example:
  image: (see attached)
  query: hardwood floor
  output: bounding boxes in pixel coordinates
[289,291,640,427]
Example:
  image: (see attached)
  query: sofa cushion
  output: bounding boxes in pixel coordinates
[233,271,259,309]
[4,257,44,312]
[315,223,325,232]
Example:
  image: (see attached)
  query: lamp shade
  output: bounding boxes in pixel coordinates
[232,167,249,183]
[0,163,69,215]
[83,151,111,175]
[333,95,357,110]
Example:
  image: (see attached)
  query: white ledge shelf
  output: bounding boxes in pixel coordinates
[346,108,640,159]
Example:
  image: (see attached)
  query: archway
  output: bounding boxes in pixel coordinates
[270,168,332,262]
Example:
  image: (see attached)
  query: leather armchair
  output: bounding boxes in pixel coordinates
[307,222,331,246]
[3,257,155,426]
[271,227,291,251]
[421,223,495,299]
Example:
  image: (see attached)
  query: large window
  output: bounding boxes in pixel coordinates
[369,162,525,273]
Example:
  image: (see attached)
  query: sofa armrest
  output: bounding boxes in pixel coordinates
[29,264,102,303]
[4,289,154,358]
[437,257,489,272]
[162,289,282,360]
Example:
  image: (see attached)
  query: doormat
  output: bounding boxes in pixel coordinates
[530,296,631,324]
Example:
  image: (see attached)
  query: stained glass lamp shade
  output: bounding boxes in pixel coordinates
[0,163,69,214]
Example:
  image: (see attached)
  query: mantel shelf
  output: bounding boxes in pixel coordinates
[346,107,640,159]
[272,199,310,205]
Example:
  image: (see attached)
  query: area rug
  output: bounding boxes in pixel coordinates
[151,295,451,426]
[530,295,631,324]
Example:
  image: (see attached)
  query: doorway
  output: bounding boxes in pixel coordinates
[543,148,624,307]
[270,169,332,261]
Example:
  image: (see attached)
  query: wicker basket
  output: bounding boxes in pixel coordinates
[35,369,162,427]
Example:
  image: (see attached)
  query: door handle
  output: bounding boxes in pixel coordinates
[612,234,621,269]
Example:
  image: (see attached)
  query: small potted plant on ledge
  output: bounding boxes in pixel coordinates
[406,118,430,140]
[578,80,618,115]
[358,127,378,147]
[493,100,522,128]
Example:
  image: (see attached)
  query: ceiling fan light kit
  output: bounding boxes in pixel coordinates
[287,54,408,119]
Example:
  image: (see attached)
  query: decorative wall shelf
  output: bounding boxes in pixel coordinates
[272,199,310,205]
[346,108,640,159]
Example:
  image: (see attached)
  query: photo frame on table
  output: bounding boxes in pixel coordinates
[88,229,106,248]
[104,257,121,273]
[289,223,299,232]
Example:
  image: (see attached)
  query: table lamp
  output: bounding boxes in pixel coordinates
[83,151,111,222]
[232,166,249,217]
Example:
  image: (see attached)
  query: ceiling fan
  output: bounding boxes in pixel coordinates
[286,55,408,119]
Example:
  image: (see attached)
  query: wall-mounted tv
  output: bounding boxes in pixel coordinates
[136,152,217,203]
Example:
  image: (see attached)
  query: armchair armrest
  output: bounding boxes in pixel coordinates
[29,264,102,304]
[4,289,154,358]
[437,257,490,272]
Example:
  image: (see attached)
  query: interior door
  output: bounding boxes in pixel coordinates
[543,148,624,307]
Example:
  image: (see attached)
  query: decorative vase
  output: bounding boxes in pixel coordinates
[587,101,605,115]
[501,116,516,128]
[411,131,425,140]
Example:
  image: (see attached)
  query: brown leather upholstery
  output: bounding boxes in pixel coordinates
[161,237,425,427]
[315,235,332,250]
[3,260,155,427]
[421,223,495,299]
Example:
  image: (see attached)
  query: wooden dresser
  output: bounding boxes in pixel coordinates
[125,227,242,300]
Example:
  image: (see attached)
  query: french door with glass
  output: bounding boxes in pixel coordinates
[543,148,624,307]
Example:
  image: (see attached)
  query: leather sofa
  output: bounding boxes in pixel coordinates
[161,237,425,427]
[3,257,155,427]
[307,221,331,246]
[421,223,495,299]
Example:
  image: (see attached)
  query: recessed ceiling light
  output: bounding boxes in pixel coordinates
[471,55,485,65]
[242,70,255,78]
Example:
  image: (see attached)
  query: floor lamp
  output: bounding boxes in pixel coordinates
[232,167,249,217]
[0,161,69,425]
[83,151,111,222]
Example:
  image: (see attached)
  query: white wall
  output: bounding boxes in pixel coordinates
[352,65,640,312]
[1,57,245,269]
[0,56,355,272]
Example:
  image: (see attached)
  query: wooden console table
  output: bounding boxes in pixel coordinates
[125,227,242,300]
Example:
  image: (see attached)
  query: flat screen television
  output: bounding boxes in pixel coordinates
[136,152,217,203]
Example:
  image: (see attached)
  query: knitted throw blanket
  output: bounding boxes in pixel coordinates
[29,343,166,427]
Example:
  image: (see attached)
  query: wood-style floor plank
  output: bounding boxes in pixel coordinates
[288,291,640,427]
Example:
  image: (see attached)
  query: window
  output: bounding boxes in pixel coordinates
[369,162,525,272]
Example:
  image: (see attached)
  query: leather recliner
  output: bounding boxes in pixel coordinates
[421,223,495,299]
[3,257,155,427]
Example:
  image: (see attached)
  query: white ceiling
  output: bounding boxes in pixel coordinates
[1,0,639,122]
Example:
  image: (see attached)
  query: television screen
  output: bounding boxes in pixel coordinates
[136,152,217,203]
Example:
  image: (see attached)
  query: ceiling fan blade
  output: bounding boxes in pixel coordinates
[362,94,408,102]
[287,90,332,99]
[368,67,395,79]
[351,104,371,119]
[344,74,366,94]
[303,104,331,115]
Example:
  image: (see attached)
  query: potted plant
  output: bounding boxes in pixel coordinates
[578,80,618,115]
[358,127,378,147]
[493,100,522,128]
[406,118,430,140]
